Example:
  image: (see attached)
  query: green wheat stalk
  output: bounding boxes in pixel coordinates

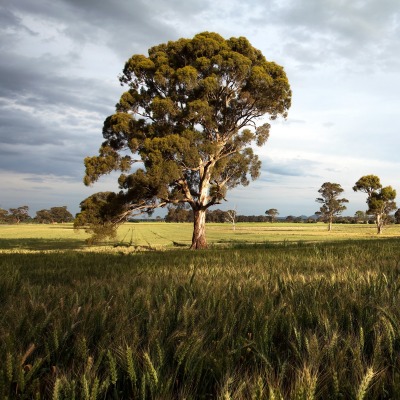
[52,378,62,400]
[107,350,118,385]
[126,346,137,389]
[143,352,158,388]
[6,352,13,383]
[356,367,375,400]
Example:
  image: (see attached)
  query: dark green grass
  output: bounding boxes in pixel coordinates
[1,240,400,399]
[0,238,85,251]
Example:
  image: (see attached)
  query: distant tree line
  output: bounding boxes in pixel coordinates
[1,202,399,227]
[163,175,399,232]
[0,206,73,224]
[0,206,30,224]
[164,207,400,225]
[165,205,276,223]
[3,174,400,232]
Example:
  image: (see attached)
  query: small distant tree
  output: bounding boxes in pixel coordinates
[353,175,397,234]
[165,204,192,222]
[225,209,237,230]
[395,209,400,224]
[265,208,279,222]
[354,210,367,224]
[9,206,30,224]
[315,182,348,231]
[206,209,226,223]
[0,208,10,223]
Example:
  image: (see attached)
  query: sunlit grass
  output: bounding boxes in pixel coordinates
[1,222,399,252]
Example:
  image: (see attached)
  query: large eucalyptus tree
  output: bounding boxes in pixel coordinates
[81,32,291,248]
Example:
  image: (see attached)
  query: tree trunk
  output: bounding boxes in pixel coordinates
[376,214,383,234]
[191,208,207,249]
[328,218,332,231]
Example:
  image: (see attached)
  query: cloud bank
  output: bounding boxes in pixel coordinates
[1,0,399,217]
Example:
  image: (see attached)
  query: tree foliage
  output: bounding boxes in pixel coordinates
[265,208,279,222]
[74,192,129,244]
[165,204,193,223]
[395,209,400,224]
[354,210,367,223]
[353,175,397,234]
[0,208,9,223]
[35,206,73,223]
[81,32,291,248]
[315,182,348,231]
[0,206,31,224]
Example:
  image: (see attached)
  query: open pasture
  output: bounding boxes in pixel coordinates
[0,222,399,252]
[1,223,400,398]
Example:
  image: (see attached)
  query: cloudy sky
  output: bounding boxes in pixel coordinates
[1,0,399,218]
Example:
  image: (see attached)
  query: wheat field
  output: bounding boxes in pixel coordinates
[1,224,400,398]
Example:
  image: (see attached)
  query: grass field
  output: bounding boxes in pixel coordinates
[1,222,399,252]
[1,223,400,399]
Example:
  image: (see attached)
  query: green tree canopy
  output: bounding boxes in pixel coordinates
[265,208,279,222]
[395,208,400,224]
[36,206,73,223]
[353,175,397,234]
[165,204,192,223]
[354,210,367,223]
[49,206,73,223]
[315,182,348,231]
[35,209,52,223]
[74,192,127,243]
[8,206,30,224]
[80,32,291,248]
[0,208,10,223]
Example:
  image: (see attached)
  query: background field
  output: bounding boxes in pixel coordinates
[1,222,400,252]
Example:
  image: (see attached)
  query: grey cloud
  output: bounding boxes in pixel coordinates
[0,5,37,35]
[0,98,103,153]
[278,0,399,42]
[7,0,400,70]
[0,5,23,29]
[249,0,400,70]
[0,110,63,146]
[31,186,52,191]
[6,0,189,58]
[261,156,322,179]
[0,143,86,178]
[23,177,47,183]
[0,49,120,168]
[0,147,19,156]
[273,118,306,126]
[0,52,119,114]
[0,102,99,178]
